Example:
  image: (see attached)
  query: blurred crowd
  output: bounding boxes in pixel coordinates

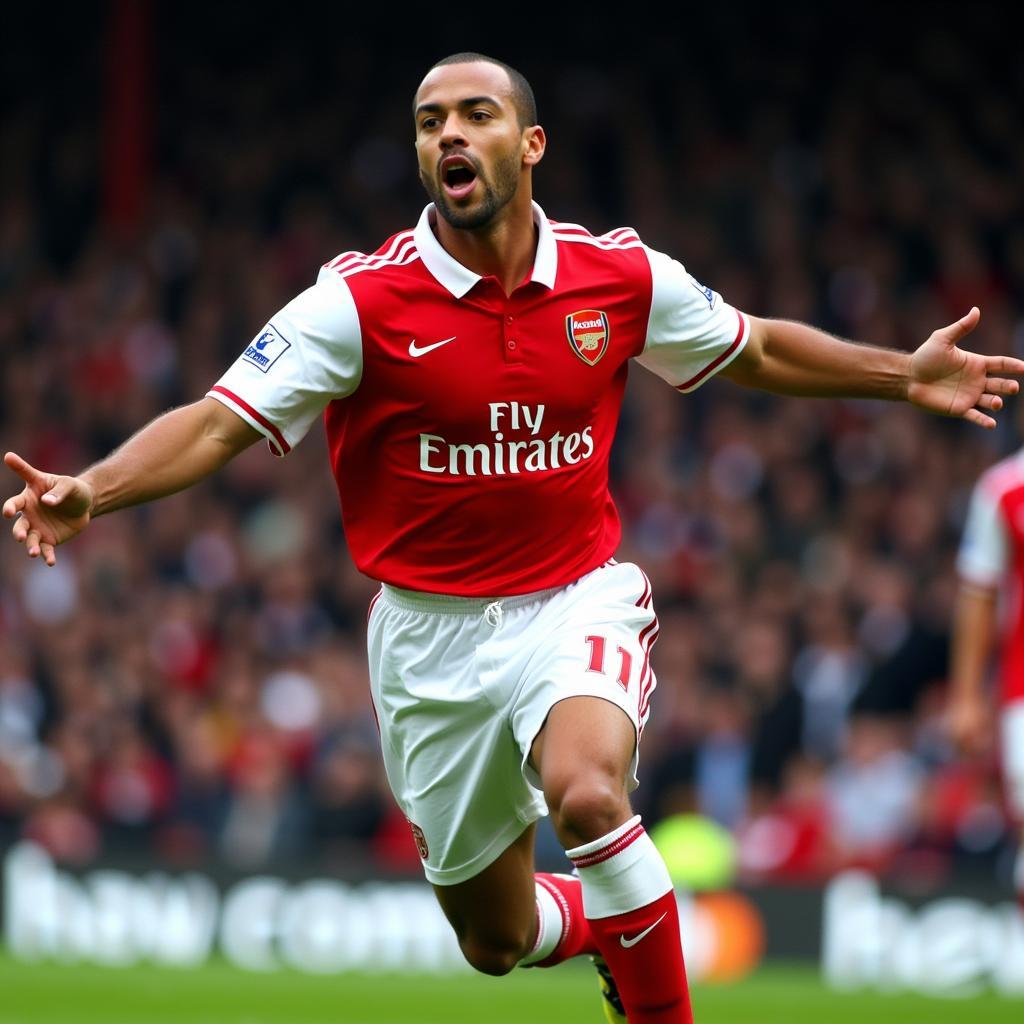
[2,11,1023,887]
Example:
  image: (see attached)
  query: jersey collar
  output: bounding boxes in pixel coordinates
[414,201,558,298]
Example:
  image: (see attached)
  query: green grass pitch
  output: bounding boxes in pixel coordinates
[0,955,1020,1023]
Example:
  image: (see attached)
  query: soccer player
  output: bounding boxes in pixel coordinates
[5,53,1023,1022]
[949,430,1024,911]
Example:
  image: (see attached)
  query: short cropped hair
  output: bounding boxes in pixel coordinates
[422,52,538,129]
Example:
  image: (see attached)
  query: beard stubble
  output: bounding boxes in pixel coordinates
[422,146,522,230]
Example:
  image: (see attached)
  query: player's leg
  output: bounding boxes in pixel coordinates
[531,694,635,848]
[505,561,690,1023]
[429,823,603,977]
[366,586,575,975]
[532,695,692,1024]
[430,823,537,974]
[430,820,602,974]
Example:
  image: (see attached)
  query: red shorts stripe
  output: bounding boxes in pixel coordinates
[638,616,660,718]
[634,567,657,719]
[634,569,652,610]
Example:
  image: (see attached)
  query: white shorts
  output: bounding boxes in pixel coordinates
[1001,699,1024,820]
[366,560,659,886]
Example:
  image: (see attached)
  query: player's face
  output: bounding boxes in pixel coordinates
[414,62,538,230]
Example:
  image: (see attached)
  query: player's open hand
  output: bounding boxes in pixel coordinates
[907,307,1024,428]
[2,452,94,566]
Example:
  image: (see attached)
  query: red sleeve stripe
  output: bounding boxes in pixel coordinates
[552,233,644,252]
[549,223,639,244]
[325,250,364,270]
[675,310,748,393]
[547,220,592,236]
[570,822,645,868]
[209,386,290,455]
[340,246,419,281]
[331,237,417,277]
[324,231,414,270]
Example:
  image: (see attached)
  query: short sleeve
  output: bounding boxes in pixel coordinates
[207,269,362,456]
[957,477,1008,587]
[635,245,749,392]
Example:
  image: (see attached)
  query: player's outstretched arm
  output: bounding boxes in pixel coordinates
[721,306,1024,429]
[3,397,261,566]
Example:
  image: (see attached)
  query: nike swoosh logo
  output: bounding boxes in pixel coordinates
[619,912,667,949]
[409,336,457,358]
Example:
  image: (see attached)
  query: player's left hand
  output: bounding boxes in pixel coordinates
[908,307,1024,428]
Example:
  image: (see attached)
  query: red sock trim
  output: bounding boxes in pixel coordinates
[532,873,598,967]
[535,874,571,951]
[570,821,644,869]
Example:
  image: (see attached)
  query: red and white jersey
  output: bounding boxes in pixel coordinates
[957,448,1024,701]
[209,202,748,596]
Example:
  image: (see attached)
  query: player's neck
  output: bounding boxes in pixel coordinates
[434,190,538,296]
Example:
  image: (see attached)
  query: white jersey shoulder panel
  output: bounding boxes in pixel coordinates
[207,270,363,456]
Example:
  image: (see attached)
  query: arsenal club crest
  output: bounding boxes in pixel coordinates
[566,309,610,366]
[409,821,429,860]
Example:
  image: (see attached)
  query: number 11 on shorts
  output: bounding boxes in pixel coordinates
[585,634,632,691]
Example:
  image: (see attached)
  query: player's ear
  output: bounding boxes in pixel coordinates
[522,124,546,167]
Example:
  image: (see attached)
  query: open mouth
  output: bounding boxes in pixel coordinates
[440,155,479,200]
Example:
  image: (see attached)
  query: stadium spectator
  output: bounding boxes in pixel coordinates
[949,406,1024,907]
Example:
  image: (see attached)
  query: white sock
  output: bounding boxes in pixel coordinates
[566,815,672,918]
[517,876,568,966]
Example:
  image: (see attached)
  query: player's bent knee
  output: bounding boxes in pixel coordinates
[547,776,628,846]
[459,934,526,976]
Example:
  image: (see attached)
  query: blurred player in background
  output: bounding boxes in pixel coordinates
[6,53,1024,1023]
[949,406,1024,911]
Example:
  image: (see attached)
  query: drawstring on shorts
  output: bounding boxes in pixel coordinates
[378,584,561,621]
[483,601,504,628]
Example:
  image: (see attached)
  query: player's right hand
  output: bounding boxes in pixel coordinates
[2,452,94,566]
[945,690,991,758]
